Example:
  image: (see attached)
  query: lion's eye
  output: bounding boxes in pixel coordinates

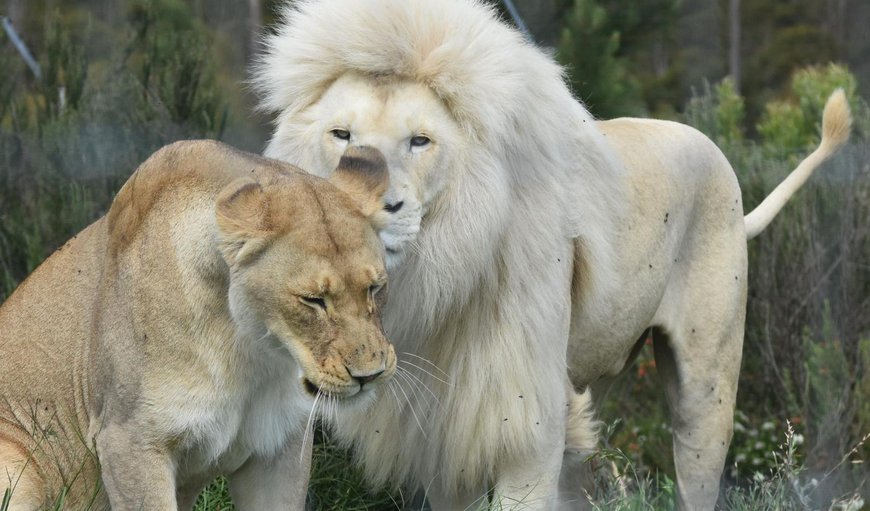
[299,296,327,310]
[331,128,351,141]
[410,135,430,148]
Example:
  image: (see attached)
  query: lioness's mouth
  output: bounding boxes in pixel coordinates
[303,378,321,396]
[302,378,360,398]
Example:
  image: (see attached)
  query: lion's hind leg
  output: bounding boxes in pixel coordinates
[0,438,45,511]
[651,241,747,509]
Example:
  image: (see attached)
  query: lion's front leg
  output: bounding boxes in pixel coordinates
[426,485,490,511]
[491,416,566,510]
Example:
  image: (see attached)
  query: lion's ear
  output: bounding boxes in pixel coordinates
[329,146,390,229]
[215,177,275,265]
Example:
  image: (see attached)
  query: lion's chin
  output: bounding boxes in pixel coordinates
[384,247,406,271]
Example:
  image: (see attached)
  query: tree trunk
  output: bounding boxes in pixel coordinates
[728,0,741,92]
[514,0,560,46]
[248,0,263,63]
[7,0,25,28]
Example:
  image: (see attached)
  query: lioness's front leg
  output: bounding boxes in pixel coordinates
[227,426,312,510]
[97,423,178,510]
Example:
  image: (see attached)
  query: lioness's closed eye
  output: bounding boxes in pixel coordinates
[0,140,395,510]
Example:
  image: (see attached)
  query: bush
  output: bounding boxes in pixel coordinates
[757,63,862,158]
[0,0,231,301]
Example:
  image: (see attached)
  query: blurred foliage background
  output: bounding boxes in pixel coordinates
[1,0,868,509]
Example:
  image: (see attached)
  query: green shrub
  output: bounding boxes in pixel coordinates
[684,77,746,147]
[757,63,861,158]
[0,0,231,301]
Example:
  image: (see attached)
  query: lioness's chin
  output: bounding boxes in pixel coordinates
[300,377,381,413]
[300,377,381,402]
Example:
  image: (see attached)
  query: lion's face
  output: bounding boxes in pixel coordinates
[267,73,463,269]
[215,151,396,402]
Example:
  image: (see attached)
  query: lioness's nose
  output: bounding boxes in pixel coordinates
[347,367,385,387]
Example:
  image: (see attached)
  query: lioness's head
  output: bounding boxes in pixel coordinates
[215,147,396,401]
[265,73,464,270]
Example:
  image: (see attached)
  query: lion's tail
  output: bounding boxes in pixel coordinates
[565,389,600,453]
[744,89,852,241]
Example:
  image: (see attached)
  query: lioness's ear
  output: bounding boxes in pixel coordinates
[329,146,390,228]
[215,177,274,265]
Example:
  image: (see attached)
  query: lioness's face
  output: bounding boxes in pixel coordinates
[266,73,463,270]
[240,218,394,400]
[216,156,396,401]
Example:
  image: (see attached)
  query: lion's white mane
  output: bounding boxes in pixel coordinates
[253,0,626,495]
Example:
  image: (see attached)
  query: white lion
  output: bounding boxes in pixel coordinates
[253,0,851,508]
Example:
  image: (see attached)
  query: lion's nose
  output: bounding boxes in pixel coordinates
[347,367,385,387]
[384,201,404,213]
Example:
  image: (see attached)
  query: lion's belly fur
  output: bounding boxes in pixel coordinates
[568,118,747,384]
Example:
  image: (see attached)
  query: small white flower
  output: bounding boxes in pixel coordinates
[735,453,747,463]
[752,457,762,466]
[734,422,746,433]
[793,434,804,445]
[754,441,765,450]
[761,421,775,431]
[749,428,759,437]
[753,471,765,482]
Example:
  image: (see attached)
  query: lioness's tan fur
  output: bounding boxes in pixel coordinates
[0,140,395,510]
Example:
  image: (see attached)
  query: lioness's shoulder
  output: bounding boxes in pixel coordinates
[107,140,299,256]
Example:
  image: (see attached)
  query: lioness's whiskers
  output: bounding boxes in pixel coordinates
[400,352,450,377]
[387,381,404,413]
[396,366,440,408]
[301,391,321,462]
[321,394,335,438]
[394,369,434,413]
[393,377,427,437]
[399,359,453,387]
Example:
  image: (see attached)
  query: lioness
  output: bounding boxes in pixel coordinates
[0,140,395,510]
[253,0,851,509]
